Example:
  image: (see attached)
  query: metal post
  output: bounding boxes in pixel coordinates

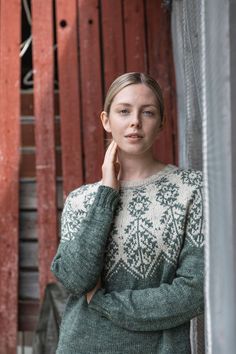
[201,0,236,353]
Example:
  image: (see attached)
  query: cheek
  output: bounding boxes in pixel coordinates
[146,124,162,142]
[147,120,161,133]
[109,118,126,132]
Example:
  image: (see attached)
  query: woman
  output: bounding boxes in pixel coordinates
[51,72,205,354]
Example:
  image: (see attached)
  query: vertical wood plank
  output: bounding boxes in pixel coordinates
[101,0,125,145]
[31,0,58,300]
[78,0,104,183]
[123,0,147,72]
[0,0,21,352]
[56,0,83,198]
[101,0,125,92]
[146,0,178,164]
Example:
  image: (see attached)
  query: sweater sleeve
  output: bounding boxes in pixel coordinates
[88,186,205,331]
[50,184,120,296]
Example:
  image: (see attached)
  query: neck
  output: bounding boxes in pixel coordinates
[117,148,165,181]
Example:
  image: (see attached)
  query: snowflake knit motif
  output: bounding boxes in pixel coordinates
[102,168,204,281]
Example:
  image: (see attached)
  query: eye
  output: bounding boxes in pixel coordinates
[119,109,129,115]
[143,110,154,116]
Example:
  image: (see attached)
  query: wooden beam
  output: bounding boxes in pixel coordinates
[101,0,125,144]
[78,0,104,184]
[31,0,58,301]
[146,0,178,164]
[123,0,147,72]
[56,0,83,198]
[101,0,125,92]
[0,0,21,352]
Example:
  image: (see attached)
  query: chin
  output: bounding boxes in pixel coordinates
[120,145,153,156]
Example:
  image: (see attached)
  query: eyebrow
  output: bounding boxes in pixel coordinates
[115,103,158,108]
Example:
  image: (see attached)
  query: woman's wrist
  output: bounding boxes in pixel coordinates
[101,180,119,191]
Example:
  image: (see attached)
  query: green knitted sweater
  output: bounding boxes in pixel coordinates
[51,164,205,354]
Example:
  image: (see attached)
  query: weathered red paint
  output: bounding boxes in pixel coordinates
[101,0,125,144]
[124,0,147,72]
[101,0,125,92]
[56,0,83,198]
[0,0,21,353]
[78,0,105,184]
[31,0,58,301]
[146,0,178,164]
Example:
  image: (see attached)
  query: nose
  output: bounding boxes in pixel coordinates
[129,112,142,127]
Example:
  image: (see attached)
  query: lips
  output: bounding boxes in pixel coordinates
[125,133,143,138]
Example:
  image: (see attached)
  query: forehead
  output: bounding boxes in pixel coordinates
[112,84,157,107]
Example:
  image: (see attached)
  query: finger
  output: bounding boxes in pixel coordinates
[111,144,119,163]
[105,139,116,155]
[106,140,118,160]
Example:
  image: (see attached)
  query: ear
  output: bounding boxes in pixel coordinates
[100,111,112,133]
[158,115,166,133]
[154,117,165,141]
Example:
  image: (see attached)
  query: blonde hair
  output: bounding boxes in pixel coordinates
[104,72,164,125]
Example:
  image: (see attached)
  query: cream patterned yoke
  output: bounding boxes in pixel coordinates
[51,164,205,354]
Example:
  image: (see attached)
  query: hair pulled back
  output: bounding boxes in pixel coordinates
[103,72,164,125]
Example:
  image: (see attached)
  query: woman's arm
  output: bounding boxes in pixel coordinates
[50,185,120,296]
[88,187,205,331]
[51,140,120,298]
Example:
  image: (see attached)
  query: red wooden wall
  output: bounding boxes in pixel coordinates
[0,0,178,352]
[0,1,21,353]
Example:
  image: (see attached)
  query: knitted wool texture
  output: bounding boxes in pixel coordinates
[51,164,205,354]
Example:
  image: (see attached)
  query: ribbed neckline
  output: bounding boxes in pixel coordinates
[98,164,178,190]
[119,163,177,189]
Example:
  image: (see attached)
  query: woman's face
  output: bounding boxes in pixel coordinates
[101,84,163,155]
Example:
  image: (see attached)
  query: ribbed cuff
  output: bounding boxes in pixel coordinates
[93,185,120,212]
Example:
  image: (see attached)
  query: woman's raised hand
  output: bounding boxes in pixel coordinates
[101,140,120,190]
[86,276,102,304]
